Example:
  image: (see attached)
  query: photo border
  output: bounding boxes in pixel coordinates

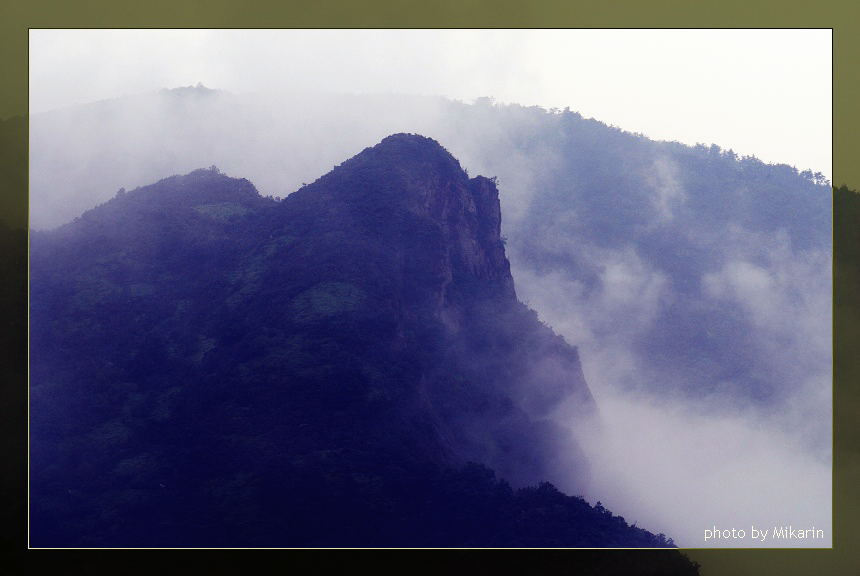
[3,2,856,574]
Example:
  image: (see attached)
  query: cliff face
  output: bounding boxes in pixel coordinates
[263,134,594,484]
[29,134,602,547]
[278,133,516,316]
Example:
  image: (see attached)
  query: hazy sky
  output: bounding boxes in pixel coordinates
[29,29,831,178]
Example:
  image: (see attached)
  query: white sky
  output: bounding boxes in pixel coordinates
[29,29,832,177]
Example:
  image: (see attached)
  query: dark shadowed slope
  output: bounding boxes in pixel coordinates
[29,134,693,555]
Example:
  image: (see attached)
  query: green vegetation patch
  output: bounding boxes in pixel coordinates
[290,282,366,323]
[226,236,294,305]
[193,202,250,221]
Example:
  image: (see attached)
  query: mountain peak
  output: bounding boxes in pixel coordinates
[372,132,456,154]
[325,132,467,192]
[79,166,261,214]
[159,83,221,98]
[289,134,515,306]
[39,167,269,246]
[131,166,259,205]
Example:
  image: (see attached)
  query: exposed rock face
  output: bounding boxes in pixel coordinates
[282,133,516,315]
[30,133,599,547]
[358,135,516,302]
[270,133,594,485]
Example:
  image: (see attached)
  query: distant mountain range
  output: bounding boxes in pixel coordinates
[30,134,693,559]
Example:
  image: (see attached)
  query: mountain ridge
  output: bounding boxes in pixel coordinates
[30,134,686,554]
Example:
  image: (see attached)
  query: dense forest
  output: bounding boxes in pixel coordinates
[29,135,685,554]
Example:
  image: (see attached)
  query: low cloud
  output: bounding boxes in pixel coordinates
[512,245,672,391]
[563,386,831,547]
[515,227,831,547]
[645,156,686,223]
[702,233,832,454]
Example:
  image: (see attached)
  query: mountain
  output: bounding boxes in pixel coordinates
[30,134,690,555]
[28,89,831,426]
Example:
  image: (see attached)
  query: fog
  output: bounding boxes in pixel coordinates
[520,241,832,547]
[29,29,832,180]
[28,30,832,548]
[567,388,831,547]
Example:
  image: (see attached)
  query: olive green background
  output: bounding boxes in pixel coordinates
[2,2,856,574]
